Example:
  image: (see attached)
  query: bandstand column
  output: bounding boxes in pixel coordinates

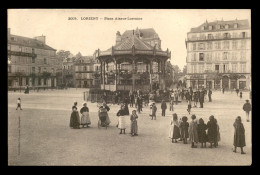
[150,59,153,91]
[114,59,117,90]
[132,59,136,91]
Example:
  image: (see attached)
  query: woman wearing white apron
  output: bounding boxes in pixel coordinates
[80,102,91,128]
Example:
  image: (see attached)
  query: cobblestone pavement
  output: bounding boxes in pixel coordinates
[8,89,252,165]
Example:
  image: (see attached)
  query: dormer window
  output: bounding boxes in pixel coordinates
[225,24,229,29]
[201,26,205,30]
[234,23,238,28]
[216,24,220,30]
[10,37,15,41]
[209,25,212,30]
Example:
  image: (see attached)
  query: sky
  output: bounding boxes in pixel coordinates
[8,9,250,70]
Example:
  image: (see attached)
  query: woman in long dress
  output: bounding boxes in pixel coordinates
[70,106,80,129]
[233,116,246,154]
[117,104,126,134]
[130,110,138,136]
[189,114,199,148]
[99,102,111,125]
[80,102,91,128]
[169,113,181,143]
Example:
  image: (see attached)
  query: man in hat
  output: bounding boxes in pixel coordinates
[243,100,252,122]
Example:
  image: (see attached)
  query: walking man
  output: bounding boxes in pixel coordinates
[16,97,22,110]
[161,99,167,117]
[243,100,252,122]
[199,89,204,108]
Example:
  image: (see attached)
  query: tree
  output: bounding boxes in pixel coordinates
[75,52,82,59]
[182,65,187,75]
[57,50,71,61]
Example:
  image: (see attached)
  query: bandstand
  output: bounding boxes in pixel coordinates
[95,31,171,92]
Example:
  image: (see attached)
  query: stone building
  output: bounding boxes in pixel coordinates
[185,19,251,90]
[8,28,59,90]
[74,56,101,88]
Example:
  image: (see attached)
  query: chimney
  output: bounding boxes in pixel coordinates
[34,35,46,44]
[116,31,121,45]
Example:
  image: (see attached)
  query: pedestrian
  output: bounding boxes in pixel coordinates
[161,99,167,117]
[178,117,183,141]
[80,102,91,128]
[208,89,212,102]
[16,97,22,110]
[24,85,29,94]
[233,116,246,154]
[174,90,178,105]
[169,98,174,111]
[243,100,252,122]
[179,116,189,144]
[236,88,239,96]
[187,99,192,114]
[215,119,221,146]
[151,102,157,120]
[130,110,138,136]
[137,96,142,114]
[70,106,80,129]
[189,114,198,148]
[222,87,225,94]
[198,118,208,148]
[204,88,207,100]
[117,104,126,134]
[99,102,111,126]
[193,91,198,107]
[169,113,181,143]
[199,89,204,108]
[207,115,218,148]
[129,91,134,108]
[240,91,243,99]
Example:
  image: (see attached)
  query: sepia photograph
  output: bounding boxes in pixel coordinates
[7,9,251,166]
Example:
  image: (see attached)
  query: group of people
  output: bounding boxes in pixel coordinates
[169,114,220,149]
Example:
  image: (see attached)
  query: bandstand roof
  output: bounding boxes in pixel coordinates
[97,32,171,58]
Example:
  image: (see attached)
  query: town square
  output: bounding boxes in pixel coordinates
[8,9,251,166]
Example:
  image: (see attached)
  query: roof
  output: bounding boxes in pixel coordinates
[75,56,94,63]
[8,34,56,51]
[105,33,160,52]
[189,19,250,33]
[121,28,158,39]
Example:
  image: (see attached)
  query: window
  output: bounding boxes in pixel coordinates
[208,34,213,39]
[215,41,221,49]
[199,53,204,61]
[240,51,246,60]
[209,26,213,30]
[84,66,87,71]
[223,64,229,73]
[192,53,196,61]
[206,64,212,71]
[232,41,238,49]
[240,63,246,73]
[8,44,11,50]
[43,68,47,72]
[223,52,228,60]
[32,67,35,73]
[192,64,197,73]
[38,78,41,85]
[241,40,246,49]
[242,32,246,38]
[52,68,54,73]
[200,34,206,40]
[198,64,204,73]
[19,46,22,52]
[207,42,212,50]
[223,33,230,39]
[216,25,220,30]
[225,24,229,29]
[38,67,41,73]
[215,33,221,39]
[208,53,212,61]
[32,57,35,63]
[44,58,47,64]
[232,52,237,61]
[232,64,237,73]
[199,43,205,50]
[193,43,196,50]
[224,41,230,49]
[215,65,219,72]
[234,23,238,28]
[32,48,35,54]
[232,32,238,38]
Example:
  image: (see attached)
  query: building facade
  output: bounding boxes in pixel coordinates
[62,57,75,87]
[185,19,251,90]
[96,28,171,92]
[74,56,101,88]
[8,28,59,90]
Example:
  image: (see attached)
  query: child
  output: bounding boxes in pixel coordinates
[169,113,181,143]
[240,91,243,99]
[207,115,218,148]
[187,100,192,114]
[198,118,207,148]
[233,116,246,154]
[151,102,157,120]
[117,104,126,134]
[189,115,198,148]
[179,116,189,144]
[130,110,138,136]
[215,119,221,146]
[16,97,22,110]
